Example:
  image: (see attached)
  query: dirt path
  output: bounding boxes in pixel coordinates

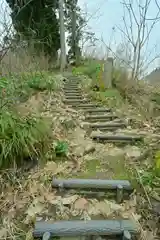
[1,74,159,240]
[33,75,159,240]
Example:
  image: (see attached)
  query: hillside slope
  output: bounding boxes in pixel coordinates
[145,68,160,84]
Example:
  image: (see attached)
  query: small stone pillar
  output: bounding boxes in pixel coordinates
[103,57,113,89]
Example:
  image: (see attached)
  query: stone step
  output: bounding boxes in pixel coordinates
[91,133,143,142]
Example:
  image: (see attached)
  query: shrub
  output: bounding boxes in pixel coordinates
[0,110,52,169]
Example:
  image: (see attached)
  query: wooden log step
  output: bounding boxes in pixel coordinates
[67,79,80,82]
[64,84,79,87]
[64,85,79,87]
[91,133,143,142]
[33,220,139,238]
[85,114,118,121]
[65,82,79,85]
[64,90,81,94]
[83,108,111,113]
[72,103,101,108]
[63,87,80,91]
[90,122,126,129]
[65,96,83,99]
[64,99,88,104]
[98,127,124,131]
[65,93,82,96]
[88,119,122,123]
[64,83,79,85]
[52,178,132,191]
[91,119,126,124]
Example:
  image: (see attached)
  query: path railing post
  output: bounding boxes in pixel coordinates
[103,57,114,89]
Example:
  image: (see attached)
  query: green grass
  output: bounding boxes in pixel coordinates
[0,72,62,169]
[89,88,123,109]
[55,141,68,157]
[0,110,52,169]
[72,60,123,107]
[72,59,100,85]
[0,72,62,107]
[76,159,101,178]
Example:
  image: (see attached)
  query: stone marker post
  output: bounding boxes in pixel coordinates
[103,57,113,89]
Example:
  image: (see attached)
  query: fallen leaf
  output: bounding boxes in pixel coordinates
[62,195,79,205]
[26,199,44,218]
[88,199,122,217]
[44,162,57,173]
[74,198,88,210]
[45,192,56,204]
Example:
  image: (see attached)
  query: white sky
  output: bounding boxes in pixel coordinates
[78,0,160,74]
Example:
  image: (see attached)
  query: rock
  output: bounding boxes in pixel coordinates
[80,122,90,129]
[141,231,155,240]
[124,146,141,159]
[62,119,77,129]
[84,144,95,155]
[73,146,85,157]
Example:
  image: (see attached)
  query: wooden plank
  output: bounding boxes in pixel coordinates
[33,220,139,237]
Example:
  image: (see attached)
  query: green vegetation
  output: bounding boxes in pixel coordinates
[5,0,86,59]
[0,72,61,107]
[140,150,160,187]
[0,111,51,169]
[76,159,101,179]
[72,59,99,82]
[0,72,62,169]
[72,59,123,108]
[55,141,68,157]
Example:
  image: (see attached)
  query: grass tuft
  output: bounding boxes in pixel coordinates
[0,110,52,169]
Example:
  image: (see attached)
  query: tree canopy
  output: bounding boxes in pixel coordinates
[6,0,86,58]
[6,0,60,56]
